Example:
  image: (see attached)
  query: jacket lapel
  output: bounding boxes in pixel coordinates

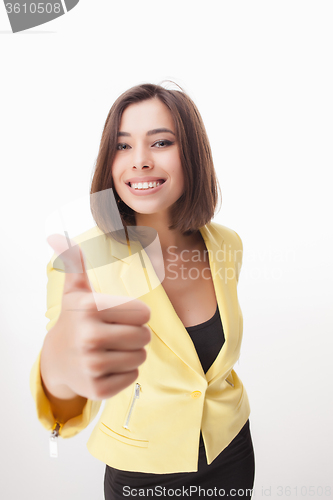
[201,225,241,384]
[113,223,240,384]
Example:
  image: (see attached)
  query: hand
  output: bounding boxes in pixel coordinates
[40,234,151,401]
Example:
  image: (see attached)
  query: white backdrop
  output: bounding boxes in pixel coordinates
[1,1,332,499]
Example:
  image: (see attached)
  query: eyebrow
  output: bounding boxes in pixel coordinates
[117,128,176,137]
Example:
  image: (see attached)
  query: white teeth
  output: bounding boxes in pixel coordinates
[130,180,162,190]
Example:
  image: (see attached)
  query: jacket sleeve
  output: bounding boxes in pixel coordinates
[29,255,102,439]
[233,230,243,284]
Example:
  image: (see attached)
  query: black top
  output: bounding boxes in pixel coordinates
[104,305,254,499]
[103,304,255,499]
[185,304,225,448]
[185,303,225,374]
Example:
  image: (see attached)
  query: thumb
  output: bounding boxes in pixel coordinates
[47,233,93,294]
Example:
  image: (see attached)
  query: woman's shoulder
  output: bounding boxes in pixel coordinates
[71,225,105,245]
[49,225,108,270]
[204,221,243,252]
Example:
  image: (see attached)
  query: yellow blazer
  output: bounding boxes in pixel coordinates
[30,221,250,473]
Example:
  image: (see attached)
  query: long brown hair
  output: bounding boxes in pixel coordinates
[90,82,222,242]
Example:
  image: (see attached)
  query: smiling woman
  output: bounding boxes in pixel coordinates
[111,98,185,224]
[90,83,220,243]
[30,82,255,500]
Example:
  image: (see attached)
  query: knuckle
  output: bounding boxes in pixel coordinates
[141,305,151,323]
[79,326,103,352]
[134,300,151,323]
[90,377,114,400]
[124,369,139,388]
[79,334,98,353]
[136,347,147,365]
[90,381,107,400]
[78,294,97,313]
[81,355,101,376]
[100,370,139,399]
[141,325,151,344]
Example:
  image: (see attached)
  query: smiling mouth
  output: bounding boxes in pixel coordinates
[126,179,166,190]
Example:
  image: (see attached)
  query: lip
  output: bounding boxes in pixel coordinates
[125,179,167,196]
[125,176,166,184]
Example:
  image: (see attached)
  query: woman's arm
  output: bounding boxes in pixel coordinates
[40,325,88,424]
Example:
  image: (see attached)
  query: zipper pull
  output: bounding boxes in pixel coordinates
[225,378,234,387]
[123,383,141,430]
[134,383,140,398]
[49,422,62,458]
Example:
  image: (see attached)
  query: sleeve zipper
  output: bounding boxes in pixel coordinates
[49,422,62,458]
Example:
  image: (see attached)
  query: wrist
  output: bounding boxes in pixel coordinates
[40,327,75,400]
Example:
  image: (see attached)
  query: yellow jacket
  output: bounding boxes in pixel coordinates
[30,221,250,473]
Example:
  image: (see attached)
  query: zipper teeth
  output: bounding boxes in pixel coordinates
[124,383,140,429]
[49,421,62,458]
[51,421,62,437]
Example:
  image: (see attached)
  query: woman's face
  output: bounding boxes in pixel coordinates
[111,97,184,218]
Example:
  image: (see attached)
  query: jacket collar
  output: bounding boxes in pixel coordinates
[89,223,240,385]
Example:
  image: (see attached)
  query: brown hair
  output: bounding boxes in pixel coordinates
[90,82,221,242]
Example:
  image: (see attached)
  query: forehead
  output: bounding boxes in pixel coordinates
[119,98,174,133]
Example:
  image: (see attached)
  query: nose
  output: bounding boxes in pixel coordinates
[133,164,153,170]
[132,143,154,170]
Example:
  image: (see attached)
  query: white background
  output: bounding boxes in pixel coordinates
[1,1,332,499]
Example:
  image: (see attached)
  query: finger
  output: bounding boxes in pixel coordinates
[86,349,147,378]
[95,297,151,326]
[89,370,139,400]
[47,233,93,294]
[83,324,151,351]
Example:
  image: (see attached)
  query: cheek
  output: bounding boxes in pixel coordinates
[110,161,122,186]
[173,162,185,186]
[167,152,182,175]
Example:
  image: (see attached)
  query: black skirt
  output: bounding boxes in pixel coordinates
[104,419,255,500]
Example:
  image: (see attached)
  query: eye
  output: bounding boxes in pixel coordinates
[116,143,130,151]
[153,140,174,148]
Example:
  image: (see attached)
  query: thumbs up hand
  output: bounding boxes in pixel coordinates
[40,234,151,402]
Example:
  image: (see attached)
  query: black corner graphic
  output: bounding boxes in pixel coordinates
[3,0,81,33]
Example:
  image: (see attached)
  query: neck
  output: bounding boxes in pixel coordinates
[133,211,202,254]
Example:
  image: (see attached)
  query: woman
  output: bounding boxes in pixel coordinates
[30,82,255,499]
